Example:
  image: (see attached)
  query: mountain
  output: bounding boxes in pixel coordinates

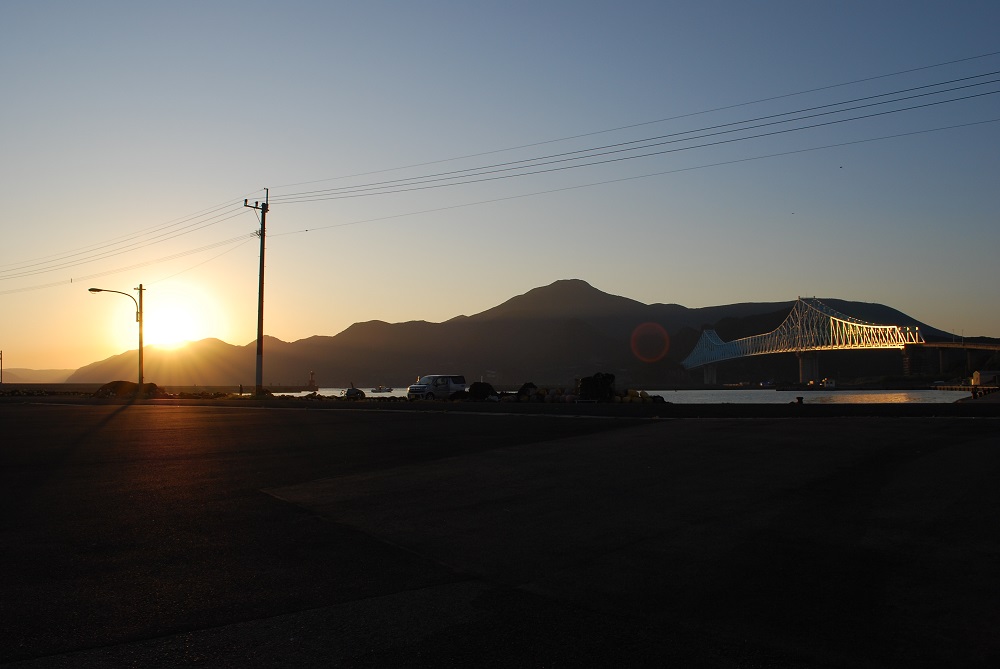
[64,279,957,388]
[1,368,75,383]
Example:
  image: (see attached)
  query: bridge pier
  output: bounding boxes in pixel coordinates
[797,351,820,385]
[702,365,717,385]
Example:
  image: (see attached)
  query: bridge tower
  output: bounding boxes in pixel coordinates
[797,351,820,385]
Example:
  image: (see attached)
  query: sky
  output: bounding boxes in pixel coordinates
[2,1,999,371]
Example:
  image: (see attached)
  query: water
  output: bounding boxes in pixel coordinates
[279,387,968,404]
[282,386,410,399]
[644,389,965,404]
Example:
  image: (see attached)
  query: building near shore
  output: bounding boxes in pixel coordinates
[972,370,999,386]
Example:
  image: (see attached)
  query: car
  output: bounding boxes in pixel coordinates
[407,375,467,401]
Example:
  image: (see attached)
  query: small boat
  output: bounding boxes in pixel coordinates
[370,385,394,393]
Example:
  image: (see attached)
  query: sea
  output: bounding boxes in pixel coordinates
[280,387,969,404]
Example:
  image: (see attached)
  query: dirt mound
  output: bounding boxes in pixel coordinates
[93,381,166,398]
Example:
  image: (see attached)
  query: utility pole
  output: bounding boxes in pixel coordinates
[88,285,144,391]
[244,189,268,396]
[136,284,144,387]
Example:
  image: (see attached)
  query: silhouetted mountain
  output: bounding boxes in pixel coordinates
[1,368,75,383]
[64,279,966,388]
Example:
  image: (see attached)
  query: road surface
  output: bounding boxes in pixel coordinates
[2,402,999,667]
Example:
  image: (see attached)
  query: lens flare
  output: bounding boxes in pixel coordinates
[630,322,670,363]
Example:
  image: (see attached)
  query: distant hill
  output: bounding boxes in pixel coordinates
[63,279,962,388]
[2,368,75,383]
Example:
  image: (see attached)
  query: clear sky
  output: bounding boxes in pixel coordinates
[2,1,998,370]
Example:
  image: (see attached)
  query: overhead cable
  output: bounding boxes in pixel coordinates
[271,89,1000,204]
[267,117,1000,238]
[271,50,1000,190]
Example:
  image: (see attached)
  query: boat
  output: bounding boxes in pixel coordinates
[370,385,394,393]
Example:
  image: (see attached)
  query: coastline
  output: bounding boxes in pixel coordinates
[2,389,999,417]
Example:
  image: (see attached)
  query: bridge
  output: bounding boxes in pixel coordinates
[680,297,926,384]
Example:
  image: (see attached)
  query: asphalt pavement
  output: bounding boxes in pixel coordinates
[2,402,999,667]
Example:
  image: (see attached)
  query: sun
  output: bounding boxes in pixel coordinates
[142,283,220,349]
[145,304,198,349]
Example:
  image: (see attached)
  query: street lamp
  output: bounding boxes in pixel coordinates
[89,284,144,390]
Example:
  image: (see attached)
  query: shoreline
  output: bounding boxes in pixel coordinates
[2,392,999,418]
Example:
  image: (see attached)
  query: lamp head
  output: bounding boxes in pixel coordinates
[88,288,102,293]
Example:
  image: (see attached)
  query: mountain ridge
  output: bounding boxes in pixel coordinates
[59,279,961,387]
[1,368,77,384]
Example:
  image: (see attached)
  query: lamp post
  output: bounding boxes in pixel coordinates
[89,284,144,390]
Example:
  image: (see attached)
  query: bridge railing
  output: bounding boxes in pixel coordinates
[680,298,925,369]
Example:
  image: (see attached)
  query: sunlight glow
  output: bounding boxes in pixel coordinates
[143,283,224,349]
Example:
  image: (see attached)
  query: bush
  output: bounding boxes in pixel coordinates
[468,381,498,401]
[577,373,616,402]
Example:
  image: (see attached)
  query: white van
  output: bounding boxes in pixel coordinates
[407,375,467,401]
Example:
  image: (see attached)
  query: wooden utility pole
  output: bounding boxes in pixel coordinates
[136,284,144,387]
[244,189,268,396]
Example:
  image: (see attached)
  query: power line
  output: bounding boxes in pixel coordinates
[0,198,246,272]
[266,118,1000,239]
[270,50,1000,190]
[0,232,258,296]
[270,89,1000,204]
[0,207,252,281]
[0,208,252,281]
[0,194,263,292]
[270,73,999,202]
[149,238,255,285]
[6,55,999,298]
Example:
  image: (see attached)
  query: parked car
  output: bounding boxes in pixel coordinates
[407,375,467,401]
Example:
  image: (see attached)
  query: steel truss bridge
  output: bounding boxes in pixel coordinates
[681,297,926,383]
